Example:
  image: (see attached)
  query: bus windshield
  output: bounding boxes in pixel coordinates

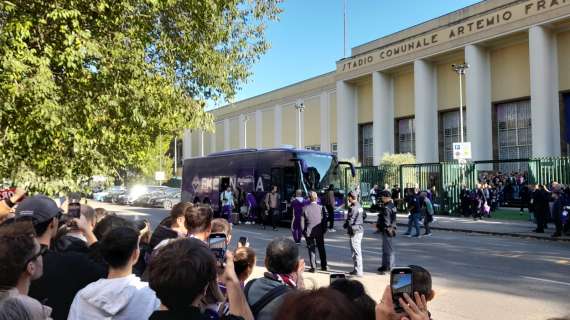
[297,153,340,191]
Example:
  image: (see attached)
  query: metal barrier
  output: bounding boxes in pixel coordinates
[344,157,570,215]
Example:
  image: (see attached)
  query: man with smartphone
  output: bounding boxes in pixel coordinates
[376,190,397,275]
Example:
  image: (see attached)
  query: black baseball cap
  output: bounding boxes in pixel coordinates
[379,190,391,198]
[15,194,62,225]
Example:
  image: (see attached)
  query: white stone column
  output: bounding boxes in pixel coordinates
[210,132,216,153]
[199,130,204,157]
[529,25,561,157]
[320,91,331,152]
[274,105,282,147]
[255,110,263,149]
[372,71,395,165]
[183,129,192,159]
[223,118,230,151]
[239,114,246,149]
[465,44,493,162]
[336,80,358,160]
[414,59,438,163]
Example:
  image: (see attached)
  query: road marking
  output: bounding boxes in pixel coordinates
[522,276,570,286]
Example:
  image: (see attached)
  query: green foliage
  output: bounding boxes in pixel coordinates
[380,153,416,166]
[0,0,281,191]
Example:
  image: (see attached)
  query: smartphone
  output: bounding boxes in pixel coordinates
[208,233,227,267]
[390,267,413,313]
[68,203,81,219]
[329,273,346,284]
[238,236,248,247]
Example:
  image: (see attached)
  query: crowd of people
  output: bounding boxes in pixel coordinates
[0,187,433,320]
[458,171,570,237]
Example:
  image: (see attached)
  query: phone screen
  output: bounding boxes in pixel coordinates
[208,234,227,267]
[391,268,413,312]
[68,203,81,219]
[329,273,346,284]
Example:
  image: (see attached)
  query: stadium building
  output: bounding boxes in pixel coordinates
[182,0,570,166]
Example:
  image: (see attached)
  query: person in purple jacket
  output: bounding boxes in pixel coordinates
[245,192,257,225]
[290,190,306,244]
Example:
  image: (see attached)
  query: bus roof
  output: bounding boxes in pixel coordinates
[203,147,334,159]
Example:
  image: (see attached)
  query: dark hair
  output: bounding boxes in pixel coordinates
[193,197,200,204]
[211,218,231,236]
[32,218,54,237]
[0,222,37,289]
[265,238,298,274]
[329,279,375,320]
[409,265,432,298]
[149,238,216,310]
[203,197,211,205]
[184,206,213,234]
[170,202,192,220]
[100,227,139,268]
[93,215,134,240]
[274,287,359,320]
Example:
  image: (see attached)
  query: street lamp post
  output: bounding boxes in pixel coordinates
[294,100,305,149]
[452,63,469,186]
[452,63,469,144]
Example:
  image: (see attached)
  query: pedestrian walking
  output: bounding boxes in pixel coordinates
[264,185,280,231]
[290,190,306,244]
[421,191,434,236]
[302,191,327,272]
[376,190,397,275]
[345,191,364,277]
[325,184,336,232]
[403,188,421,238]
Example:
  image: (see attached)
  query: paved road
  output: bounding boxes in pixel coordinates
[91,201,570,320]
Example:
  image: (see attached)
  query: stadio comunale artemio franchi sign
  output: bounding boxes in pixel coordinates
[337,0,570,74]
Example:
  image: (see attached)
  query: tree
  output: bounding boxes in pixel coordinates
[0,0,281,190]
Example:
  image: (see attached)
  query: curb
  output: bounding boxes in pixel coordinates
[393,222,570,242]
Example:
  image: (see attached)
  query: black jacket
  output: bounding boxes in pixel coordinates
[53,235,89,254]
[376,202,397,231]
[149,225,179,250]
[29,248,107,320]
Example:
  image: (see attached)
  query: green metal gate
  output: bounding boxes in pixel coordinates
[343,156,570,215]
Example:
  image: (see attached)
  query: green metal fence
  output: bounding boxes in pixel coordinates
[344,157,570,215]
[343,165,399,206]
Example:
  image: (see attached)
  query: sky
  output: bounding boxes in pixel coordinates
[224,0,482,106]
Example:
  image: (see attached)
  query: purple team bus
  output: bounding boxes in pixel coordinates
[181,147,354,222]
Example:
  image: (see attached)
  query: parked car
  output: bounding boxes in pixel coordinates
[149,189,181,209]
[128,186,168,206]
[93,186,125,202]
[103,189,127,203]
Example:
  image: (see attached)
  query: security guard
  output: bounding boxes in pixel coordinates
[376,190,397,275]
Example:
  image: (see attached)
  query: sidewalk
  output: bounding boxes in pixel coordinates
[365,211,570,242]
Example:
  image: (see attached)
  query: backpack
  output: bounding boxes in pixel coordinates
[244,279,290,318]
